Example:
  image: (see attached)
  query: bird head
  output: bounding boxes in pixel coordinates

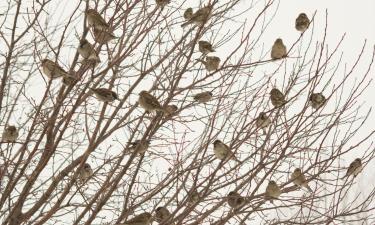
[79,39,88,47]
[275,38,283,44]
[294,168,302,173]
[7,126,17,133]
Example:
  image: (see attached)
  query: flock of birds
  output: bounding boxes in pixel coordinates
[0,1,364,224]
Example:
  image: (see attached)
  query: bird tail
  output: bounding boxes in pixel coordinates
[181,21,191,27]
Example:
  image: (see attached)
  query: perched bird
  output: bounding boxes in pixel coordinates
[77,163,93,183]
[213,140,237,161]
[256,112,271,135]
[265,180,281,203]
[155,206,172,223]
[41,59,69,79]
[227,191,245,209]
[138,91,165,113]
[90,88,119,102]
[342,158,362,179]
[187,190,200,205]
[86,9,110,31]
[270,88,286,108]
[271,38,287,60]
[78,39,100,62]
[309,93,326,109]
[2,125,19,142]
[295,13,310,32]
[164,105,178,117]
[62,73,79,86]
[290,168,313,192]
[93,28,116,44]
[119,212,152,225]
[197,56,220,71]
[198,41,215,54]
[181,5,212,27]
[183,8,193,20]
[128,140,150,154]
[155,0,171,9]
[194,91,212,103]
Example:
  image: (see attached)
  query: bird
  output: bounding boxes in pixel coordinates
[164,105,178,117]
[62,73,79,86]
[227,191,245,209]
[290,168,313,192]
[181,5,212,27]
[77,163,93,183]
[265,180,281,203]
[193,91,212,103]
[342,158,362,179]
[138,91,166,113]
[198,41,215,54]
[213,140,237,161]
[256,112,271,135]
[77,39,100,62]
[128,140,150,154]
[93,28,116,44]
[154,206,172,223]
[309,93,326,109]
[119,212,152,225]
[197,56,220,71]
[86,9,110,31]
[183,8,193,20]
[2,125,19,142]
[41,59,69,79]
[270,88,286,108]
[155,0,171,9]
[187,190,200,205]
[295,13,310,32]
[271,38,287,60]
[90,88,119,102]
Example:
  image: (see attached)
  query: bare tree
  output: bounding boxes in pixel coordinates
[0,0,374,225]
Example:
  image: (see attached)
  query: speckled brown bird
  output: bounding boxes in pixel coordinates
[198,41,215,54]
[86,9,110,31]
[2,125,19,142]
[270,88,286,107]
[309,93,326,109]
[119,212,152,225]
[295,13,310,32]
[227,191,245,209]
[90,88,119,102]
[265,180,281,203]
[77,163,93,183]
[194,91,213,103]
[41,59,69,79]
[271,38,287,60]
[256,112,271,134]
[128,140,150,154]
[181,5,212,27]
[197,56,220,71]
[78,39,100,62]
[342,158,362,179]
[290,168,313,192]
[138,91,166,113]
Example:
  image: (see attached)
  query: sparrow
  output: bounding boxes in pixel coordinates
[77,163,93,183]
[270,88,286,108]
[309,93,326,109]
[128,140,150,154]
[193,91,212,103]
[78,39,100,62]
[187,190,200,205]
[271,38,287,60]
[138,91,165,113]
[155,0,171,9]
[90,88,119,102]
[213,140,237,161]
[155,206,172,223]
[93,28,116,44]
[41,59,69,79]
[290,168,313,192]
[198,41,215,54]
[119,212,152,225]
[265,180,281,203]
[227,191,245,209]
[181,5,212,27]
[86,9,110,31]
[256,112,271,135]
[295,13,310,32]
[342,158,362,179]
[2,125,19,142]
[62,73,79,86]
[197,56,220,71]
[183,8,193,20]
[164,105,178,117]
